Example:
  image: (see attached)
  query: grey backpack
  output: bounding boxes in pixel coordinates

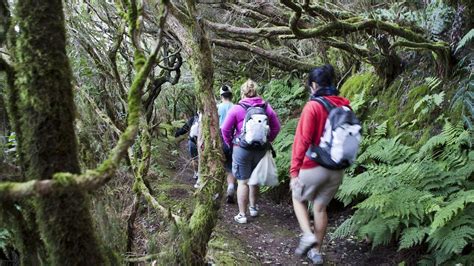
[306,97,362,170]
[238,103,269,150]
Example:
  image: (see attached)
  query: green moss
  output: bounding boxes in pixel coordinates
[133,50,145,70]
[13,0,109,263]
[52,173,75,186]
[340,72,379,99]
[207,227,257,265]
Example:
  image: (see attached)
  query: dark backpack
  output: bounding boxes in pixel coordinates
[238,103,269,150]
[306,97,362,170]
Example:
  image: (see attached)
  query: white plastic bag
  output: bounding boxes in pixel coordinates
[248,151,279,186]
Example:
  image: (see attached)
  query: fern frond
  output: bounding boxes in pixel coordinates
[455,28,474,53]
[429,225,474,257]
[425,77,442,91]
[431,190,474,231]
[336,168,379,205]
[356,188,436,220]
[374,120,388,138]
[332,216,357,239]
[358,217,400,248]
[357,136,415,165]
[399,227,429,250]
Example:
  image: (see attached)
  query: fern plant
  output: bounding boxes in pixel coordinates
[262,78,307,118]
[334,122,474,264]
[451,30,474,130]
[272,118,298,182]
[0,228,11,258]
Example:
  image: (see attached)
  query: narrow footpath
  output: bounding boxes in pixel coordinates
[170,141,402,265]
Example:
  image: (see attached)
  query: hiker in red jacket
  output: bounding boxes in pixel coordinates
[290,65,351,264]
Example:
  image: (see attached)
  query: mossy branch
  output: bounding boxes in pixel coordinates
[211,38,315,72]
[167,1,190,27]
[301,0,338,21]
[280,0,452,77]
[0,3,168,200]
[132,120,181,223]
[281,0,427,43]
[204,19,291,37]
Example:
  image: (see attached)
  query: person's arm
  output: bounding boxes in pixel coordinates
[220,107,237,147]
[289,103,317,178]
[266,104,281,142]
[175,116,194,137]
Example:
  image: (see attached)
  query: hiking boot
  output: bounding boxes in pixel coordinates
[249,205,258,217]
[295,233,317,256]
[234,213,247,224]
[307,248,323,265]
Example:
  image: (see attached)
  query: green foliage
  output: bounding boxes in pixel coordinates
[334,122,474,264]
[262,77,307,118]
[455,29,474,54]
[365,1,455,39]
[339,73,380,119]
[451,31,474,130]
[155,83,197,122]
[418,1,455,37]
[273,118,298,181]
[0,228,11,255]
[399,227,429,250]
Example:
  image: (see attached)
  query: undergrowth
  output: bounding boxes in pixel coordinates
[334,121,473,265]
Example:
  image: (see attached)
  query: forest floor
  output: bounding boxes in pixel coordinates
[131,136,407,265]
[182,139,408,265]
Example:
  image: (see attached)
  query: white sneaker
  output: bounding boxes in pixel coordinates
[234,213,247,224]
[295,233,317,256]
[307,248,323,264]
[193,179,200,189]
[249,205,258,217]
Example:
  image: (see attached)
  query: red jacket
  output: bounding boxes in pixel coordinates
[290,96,351,178]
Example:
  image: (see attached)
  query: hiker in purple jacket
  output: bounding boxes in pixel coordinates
[221,79,281,224]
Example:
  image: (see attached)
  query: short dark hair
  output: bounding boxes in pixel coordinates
[221,92,232,100]
[307,64,335,88]
[220,84,233,100]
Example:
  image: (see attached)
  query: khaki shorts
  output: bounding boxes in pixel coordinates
[292,166,343,206]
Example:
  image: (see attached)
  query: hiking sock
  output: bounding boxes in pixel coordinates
[227,183,235,194]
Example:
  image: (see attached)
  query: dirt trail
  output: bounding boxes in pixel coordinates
[172,141,397,265]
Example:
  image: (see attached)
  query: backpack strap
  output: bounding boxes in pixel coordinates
[238,103,250,110]
[238,102,267,111]
[311,96,334,113]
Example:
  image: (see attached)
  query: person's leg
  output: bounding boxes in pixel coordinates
[310,169,343,254]
[237,180,249,215]
[248,149,266,213]
[226,173,235,192]
[292,167,332,256]
[226,173,236,203]
[189,139,198,180]
[232,147,252,222]
[312,202,328,253]
[249,185,258,208]
[292,197,312,234]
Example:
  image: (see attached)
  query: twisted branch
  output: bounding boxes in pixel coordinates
[0,1,169,201]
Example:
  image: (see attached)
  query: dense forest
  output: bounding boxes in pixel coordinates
[0,0,472,265]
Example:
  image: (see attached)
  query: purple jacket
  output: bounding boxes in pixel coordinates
[221,96,281,147]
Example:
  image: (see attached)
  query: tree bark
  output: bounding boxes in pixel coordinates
[14,0,106,264]
[211,38,315,72]
[163,2,226,263]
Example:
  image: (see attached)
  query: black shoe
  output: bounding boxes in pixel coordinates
[226,194,234,204]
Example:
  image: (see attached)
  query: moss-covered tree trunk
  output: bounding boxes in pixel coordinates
[13,1,105,264]
[164,2,226,264]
